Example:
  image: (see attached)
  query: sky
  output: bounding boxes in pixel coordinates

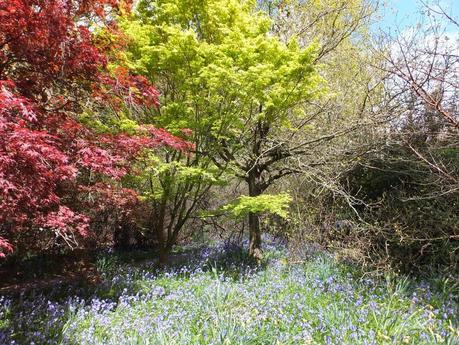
[375,0,459,33]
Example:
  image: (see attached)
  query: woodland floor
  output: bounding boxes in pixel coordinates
[0,239,458,344]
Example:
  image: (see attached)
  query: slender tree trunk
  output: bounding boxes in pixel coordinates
[153,194,169,267]
[248,212,262,261]
[156,226,170,267]
[159,241,174,267]
[158,245,169,266]
[247,170,263,262]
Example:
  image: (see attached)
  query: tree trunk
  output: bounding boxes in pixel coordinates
[158,245,171,267]
[152,196,170,267]
[247,170,263,262]
[248,212,263,262]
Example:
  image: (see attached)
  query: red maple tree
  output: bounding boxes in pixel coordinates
[0,0,191,257]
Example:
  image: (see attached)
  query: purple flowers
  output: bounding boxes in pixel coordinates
[0,239,458,344]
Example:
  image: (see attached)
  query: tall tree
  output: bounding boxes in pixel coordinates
[122,0,324,260]
[255,0,381,210]
[0,0,188,257]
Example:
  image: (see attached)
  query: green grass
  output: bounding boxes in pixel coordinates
[1,244,458,344]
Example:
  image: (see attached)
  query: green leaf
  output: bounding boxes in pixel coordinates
[221,193,292,218]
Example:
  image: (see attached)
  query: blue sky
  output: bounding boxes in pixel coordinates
[376,0,459,33]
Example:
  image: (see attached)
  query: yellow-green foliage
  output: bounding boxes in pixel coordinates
[120,0,324,138]
[133,158,229,201]
[118,0,325,224]
[222,193,292,218]
[78,110,140,135]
